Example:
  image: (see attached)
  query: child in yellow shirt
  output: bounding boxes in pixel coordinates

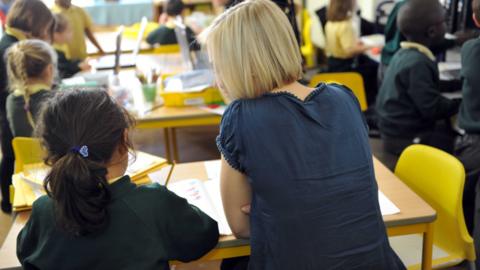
[52,0,104,61]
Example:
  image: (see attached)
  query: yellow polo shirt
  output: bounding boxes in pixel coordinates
[51,4,93,60]
[325,19,358,59]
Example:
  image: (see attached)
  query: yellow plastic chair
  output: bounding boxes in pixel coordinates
[12,137,45,174]
[153,44,181,54]
[309,72,368,111]
[301,10,315,69]
[394,145,475,269]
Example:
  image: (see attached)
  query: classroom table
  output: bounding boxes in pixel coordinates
[136,106,221,162]
[0,157,436,270]
[87,30,152,56]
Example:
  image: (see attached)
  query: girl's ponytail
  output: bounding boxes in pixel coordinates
[37,89,134,236]
[44,149,111,236]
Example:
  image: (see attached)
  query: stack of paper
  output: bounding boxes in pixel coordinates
[168,179,232,235]
[12,151,167,212]
[202,160,400,216]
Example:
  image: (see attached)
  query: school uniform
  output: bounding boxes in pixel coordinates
[379,0,455,83]
[454,37,480,240]
[0,26,25,212]
[6,84,51,137]
[54,46,81,78]
[146,24,199,51]
[376,42,460,155]
[52,4,93,60]
[324,19,378,105]
[17,175,219,270]
[217,84,405,270]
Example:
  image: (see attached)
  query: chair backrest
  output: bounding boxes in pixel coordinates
[375,0,396,30]
[308,72,367,111]
[395,144,475,262]
[153,44,181,54]
[12,137,45,173]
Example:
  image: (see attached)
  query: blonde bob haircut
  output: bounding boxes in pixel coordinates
[200,0,302,101]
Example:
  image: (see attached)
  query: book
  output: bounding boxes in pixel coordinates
[168,178,232,236]
[12,151,167,212]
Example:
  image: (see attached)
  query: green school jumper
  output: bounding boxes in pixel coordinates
[459,37,480,133]
[376,47,460,138]
[17,176,220,270]
[6,89,51,137]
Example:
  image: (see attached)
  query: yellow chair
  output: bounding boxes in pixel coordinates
[309,72,368,111]
[12,137,45,174]
[301,10,315,69]
[153,44,181,54]
[394,145,475,269]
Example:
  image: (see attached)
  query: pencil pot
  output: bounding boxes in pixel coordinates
[142,83,157,103]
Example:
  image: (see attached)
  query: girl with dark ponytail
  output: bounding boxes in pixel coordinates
[17,89,219,269]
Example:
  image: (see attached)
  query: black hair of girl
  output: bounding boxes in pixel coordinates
[36,88,135,236]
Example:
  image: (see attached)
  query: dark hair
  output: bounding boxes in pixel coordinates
[327,0,355,22]
[37,89,135,236]
[165,0,184,16]
[7,0,54,41]
[397,0,445,41]
[54,13,69,33]
[474,0,480,22]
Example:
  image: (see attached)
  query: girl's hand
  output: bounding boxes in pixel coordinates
[79,60,91,71]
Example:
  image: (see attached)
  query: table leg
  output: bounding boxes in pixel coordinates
[171,128,179,162]
[164,128,171,163]
[422,222,434,270]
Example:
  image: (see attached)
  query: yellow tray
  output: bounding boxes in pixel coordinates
[160,87,223,107]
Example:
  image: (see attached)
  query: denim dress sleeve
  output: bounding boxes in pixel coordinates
[216,101,245,173]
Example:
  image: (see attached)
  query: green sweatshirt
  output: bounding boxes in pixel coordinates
[459,37,480,133]
[17,176,220,270]
[376,48,460,138]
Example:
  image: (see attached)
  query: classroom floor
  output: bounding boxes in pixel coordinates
[0,127,468,269]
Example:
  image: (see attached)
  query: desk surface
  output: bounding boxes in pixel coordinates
[0,157,435,269]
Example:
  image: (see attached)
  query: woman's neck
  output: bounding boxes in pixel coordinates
[271,81,315,101]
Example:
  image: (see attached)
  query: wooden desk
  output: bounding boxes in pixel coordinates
[137,106,221,162]
[0,157,435,270]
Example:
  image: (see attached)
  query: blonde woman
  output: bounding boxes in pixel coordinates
[202,0,405,269]
[6,40,56,137]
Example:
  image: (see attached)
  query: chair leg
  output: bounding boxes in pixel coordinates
[469,261,476,270]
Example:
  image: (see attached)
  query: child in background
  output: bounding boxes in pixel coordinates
[53,14,91,78]
[0,0,54,213]
[379,0,476,84]
[376,0,460,156]
[324,0,379,106]
[456,0,480,257]
[146,0,199,50]
[6,40,55,138]
[17,89,219,269]
[52,0,104,61]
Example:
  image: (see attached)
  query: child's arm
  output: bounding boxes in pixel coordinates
[345,41,371,57]
[163,186,219,262]
[339,21,371,58]
[85,27,104,55]
[220,156,251,239]
[407,62,460,120]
